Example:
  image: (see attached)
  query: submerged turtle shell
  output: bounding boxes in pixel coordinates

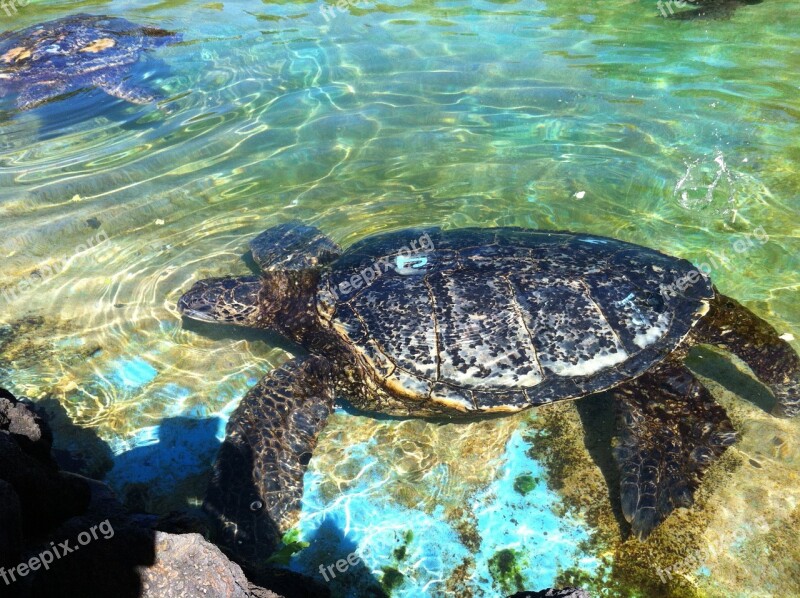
[318,227,713,413]
[0,14,174,89]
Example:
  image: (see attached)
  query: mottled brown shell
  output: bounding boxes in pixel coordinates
[318,227,713,413]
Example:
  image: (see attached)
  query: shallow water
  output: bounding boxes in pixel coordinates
[1,0,799,596]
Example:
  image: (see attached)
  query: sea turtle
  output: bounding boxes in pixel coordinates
[0,14,180,110]
[660,0,763,20]
[178,223,799,570]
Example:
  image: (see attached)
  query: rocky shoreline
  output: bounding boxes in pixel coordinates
[0,388,290,598]
[1,387,589,598]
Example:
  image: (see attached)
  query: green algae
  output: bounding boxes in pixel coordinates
[266,529,310,566]
[380,566,405,593]
[488,548,525,595]
[513,473,539,496]
[392,530,413,561]
[523,400,733,598]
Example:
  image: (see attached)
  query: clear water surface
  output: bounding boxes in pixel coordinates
[1,0,799,596]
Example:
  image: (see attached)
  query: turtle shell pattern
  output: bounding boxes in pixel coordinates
[0,14,167,86]
[318,228,713,413]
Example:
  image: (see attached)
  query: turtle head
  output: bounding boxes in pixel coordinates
[178,270,319,330]
[178,276,263,327]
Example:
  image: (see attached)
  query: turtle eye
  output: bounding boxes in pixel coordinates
[250,500,263,511]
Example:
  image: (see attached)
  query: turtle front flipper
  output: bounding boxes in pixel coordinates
[250,221,342,271]
[92,71,160,104]
[696,293,800,417]
[611,361,736,540]
[16,82,70,110]
[204,356,336,571]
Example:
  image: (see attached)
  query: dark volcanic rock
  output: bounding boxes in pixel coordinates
[0,477,23,565]
[0,389,90,535]
[138,532,251,597]
[248,584,284,598]
[248,567,331,598]
[0,388,54,465]
[26,521,285,598]
[508,589,592,598]
[0,387,286,598]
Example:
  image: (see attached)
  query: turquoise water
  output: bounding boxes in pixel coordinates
[1,0,799,596]
[291,426,600,596]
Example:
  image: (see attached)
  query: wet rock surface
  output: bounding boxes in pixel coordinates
[138,532,251,598]
[0,389,90,539]
[0,387,286,598]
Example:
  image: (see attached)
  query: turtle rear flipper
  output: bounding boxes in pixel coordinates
[204,356,336,571]
[698,293,800,417]
[612,362,736,540]
[250,221,342,271]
